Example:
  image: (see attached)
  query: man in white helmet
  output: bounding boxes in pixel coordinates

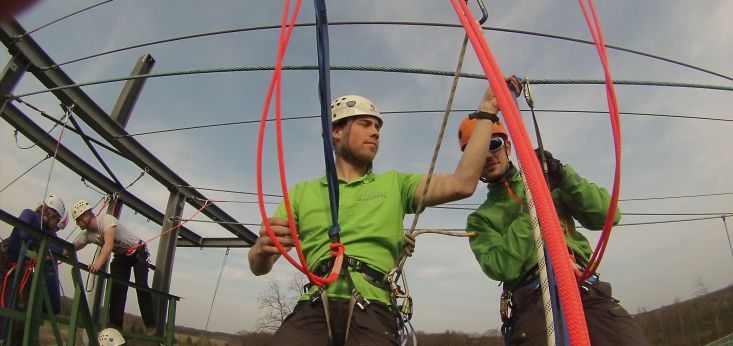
[70,200,156,332]
[249,78,522,345]
[1,195,67,341]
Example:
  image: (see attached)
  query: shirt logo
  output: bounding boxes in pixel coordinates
[356,192,386,202]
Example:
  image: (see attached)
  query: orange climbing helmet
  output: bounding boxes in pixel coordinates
[458,116,509,151]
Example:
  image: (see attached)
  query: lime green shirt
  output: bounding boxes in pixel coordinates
[274,170,423,305]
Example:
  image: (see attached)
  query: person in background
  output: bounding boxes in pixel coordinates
[0,195,67,343]
[71,200,156,333]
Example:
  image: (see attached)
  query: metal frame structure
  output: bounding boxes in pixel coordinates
[0,18,260,341]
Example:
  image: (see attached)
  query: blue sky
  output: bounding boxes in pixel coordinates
[1,0,733,335]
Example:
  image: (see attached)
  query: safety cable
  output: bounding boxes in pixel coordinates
[387,18,474,341]
[204,247,229,332]
[40,104,73,229]
[450,1,590,344]
[65,106,123,187]
[722,217,733,258]
[10,98,68,150]
[12,66,733,99]
[183,187,733,205]
[0,155,49,195]
[42,20,732,84]
[129,199,212,253]
[189,195,279,205]
[614,214,733,226]
[80,178,106,196]
[621,192,733,201]
[174,184,283,197]
[10,96,122,155]
[174,219,261,227]
[176,215,733,236]
[393,25,471,283]
[14,0,115,39]
[118,106,731,139]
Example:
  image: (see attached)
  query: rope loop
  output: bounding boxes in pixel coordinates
[329,242,344,257]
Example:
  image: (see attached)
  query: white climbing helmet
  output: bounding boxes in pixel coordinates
[71,200,93,221]
[44,195,66,219]
[330,95,383,126]
[98,327,125,346]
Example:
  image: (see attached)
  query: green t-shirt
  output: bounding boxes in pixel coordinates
[274,170,423,305]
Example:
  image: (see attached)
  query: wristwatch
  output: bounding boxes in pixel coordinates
[468,111,499,123]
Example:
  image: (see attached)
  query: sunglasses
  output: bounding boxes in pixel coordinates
[489,137,505,152]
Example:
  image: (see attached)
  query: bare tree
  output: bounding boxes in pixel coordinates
[255,276,307,332]
[693,275,709,296]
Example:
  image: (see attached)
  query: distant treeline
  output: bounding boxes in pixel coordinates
[53,284,733,345]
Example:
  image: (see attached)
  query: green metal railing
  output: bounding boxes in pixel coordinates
[0,208,180,345]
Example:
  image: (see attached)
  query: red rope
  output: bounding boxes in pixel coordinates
[19,260,35,293]
[128,200,213,253]
[448,1,590,344]
[1,264,17,308]
[255,0,341,287]
[576,0,622,280]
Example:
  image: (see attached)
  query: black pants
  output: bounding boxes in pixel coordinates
[507,279,650,346]
[273,300,399,346]
[109,247,156,329]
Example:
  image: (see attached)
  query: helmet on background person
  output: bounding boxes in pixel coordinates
[44,194,66,219]
[458,116,509,151]
[71,200,93,221]
[98,327,125,346]
[330,95,383,126]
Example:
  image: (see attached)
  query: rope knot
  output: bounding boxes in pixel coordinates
[329,242,344,257]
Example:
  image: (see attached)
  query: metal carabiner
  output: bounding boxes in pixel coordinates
[474,0,489,24]
[522,77,535,109]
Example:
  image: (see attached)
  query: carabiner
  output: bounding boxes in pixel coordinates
[522,77,535,109]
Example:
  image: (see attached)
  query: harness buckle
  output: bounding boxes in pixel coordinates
[309,285,326,304]
[351,288,370,310]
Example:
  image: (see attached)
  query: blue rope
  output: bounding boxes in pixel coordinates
[313,0,341,241]
[544,247,570,345]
